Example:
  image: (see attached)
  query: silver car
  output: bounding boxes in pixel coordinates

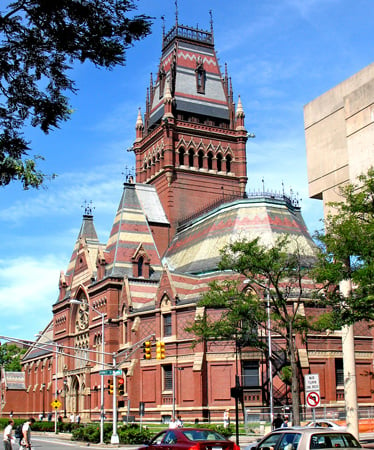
[249,427,361,450]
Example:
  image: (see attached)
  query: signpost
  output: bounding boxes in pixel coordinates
[51,399,62,410]
[305,374,320,420]
[99,369,122,376]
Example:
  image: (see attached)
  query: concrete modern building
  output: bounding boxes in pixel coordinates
[304,62,374,438]
[304,62,374,213]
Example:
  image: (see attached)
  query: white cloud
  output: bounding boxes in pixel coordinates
[0,255,60,340]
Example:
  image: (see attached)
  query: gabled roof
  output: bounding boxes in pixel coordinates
[105,182,163,279]
[22,321,54,362]
[65,212,102,286]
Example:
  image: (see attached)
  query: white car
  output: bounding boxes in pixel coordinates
[305,420,346,431]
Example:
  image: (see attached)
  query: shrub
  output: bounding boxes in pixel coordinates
[117,423,152,444]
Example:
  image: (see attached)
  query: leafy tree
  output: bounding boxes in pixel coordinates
[187,235,328,426]
[0,0,152,189]
[0,342,26,371]
[313,167,374,325]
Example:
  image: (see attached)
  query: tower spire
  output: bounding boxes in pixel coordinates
[175,0,178,27]
[135,107,144,141]
[209,10,214,43]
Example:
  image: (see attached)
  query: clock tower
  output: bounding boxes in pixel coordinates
[133,18,248,238]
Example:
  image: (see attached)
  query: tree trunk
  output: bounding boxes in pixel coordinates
[289,331,300,425]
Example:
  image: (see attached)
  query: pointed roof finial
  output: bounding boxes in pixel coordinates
[236,95,244,117]
[164,78,172,102]
[136,107,143,129]
[209,10,214,40]
[161,15,165,38]
[175,0,178,27]
[81,200,95,216]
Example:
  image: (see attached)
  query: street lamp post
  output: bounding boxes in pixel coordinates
[267,288,274,426]
[41,383,46,418]
[70,299,105,445]
[63,379,67,418]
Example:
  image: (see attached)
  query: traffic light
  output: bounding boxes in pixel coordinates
[108,379,114,395]
[156,341,165,359]
[118,377,125,395]
[143,341,152,359]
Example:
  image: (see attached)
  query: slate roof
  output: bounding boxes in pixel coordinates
[105,182,163,279]
[149,23,230,129]
[65,212,102,283]
[163,195,316,275]
[3,371,25,390]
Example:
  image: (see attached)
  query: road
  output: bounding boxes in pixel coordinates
[29,435,137,450]
[26,431,374,450]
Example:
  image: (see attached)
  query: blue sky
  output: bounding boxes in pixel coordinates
[0,0,373,342]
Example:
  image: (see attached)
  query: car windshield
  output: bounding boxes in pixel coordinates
[310,433,361,449]
[183,430,226,441]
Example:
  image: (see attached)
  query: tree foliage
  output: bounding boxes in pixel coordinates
[0,0,152,189]
[187,235,329,425]
[0,342,26,371]
[313,167,374,325]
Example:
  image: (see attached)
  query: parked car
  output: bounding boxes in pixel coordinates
[139,428,240,450]
[244,427,361,450]
[305,421,346,431]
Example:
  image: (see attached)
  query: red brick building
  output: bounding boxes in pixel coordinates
[3,18,374,423]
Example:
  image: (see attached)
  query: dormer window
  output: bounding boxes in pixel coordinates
[137,256,143,277]
[195,57,206,94]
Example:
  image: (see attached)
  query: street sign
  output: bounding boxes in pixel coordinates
[305,374,320,392]
[305,374,320,409]
[99,369,122,376]
[51,399,61,409]
[306,391,321,408]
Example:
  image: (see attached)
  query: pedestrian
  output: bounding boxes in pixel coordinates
[223,409,230,428]
[47,412,52,422]
[9,412,13,419]
[169,417,178,429]
[20,417,35,450]
[3,419,14,450]
[75,414,81,425]
[69,413,75,423]
[176,415,183,427]
[273,413,284,429]
[281,417,289,428]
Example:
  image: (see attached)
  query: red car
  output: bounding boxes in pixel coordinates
[141,428,240,450]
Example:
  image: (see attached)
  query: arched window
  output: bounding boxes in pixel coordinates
[179,147,185,166]
[207,151,213,170]
[137,256,143,277]
[217,153,223,172]
[226,154,232,173]
[188,149,194,167]
[198,150,204,169]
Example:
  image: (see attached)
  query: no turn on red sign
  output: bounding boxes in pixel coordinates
[305,374,321,408]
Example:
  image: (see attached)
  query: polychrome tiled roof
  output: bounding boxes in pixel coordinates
[163,196,316,274]
[149,24,229,128]
[105,183,163,279]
